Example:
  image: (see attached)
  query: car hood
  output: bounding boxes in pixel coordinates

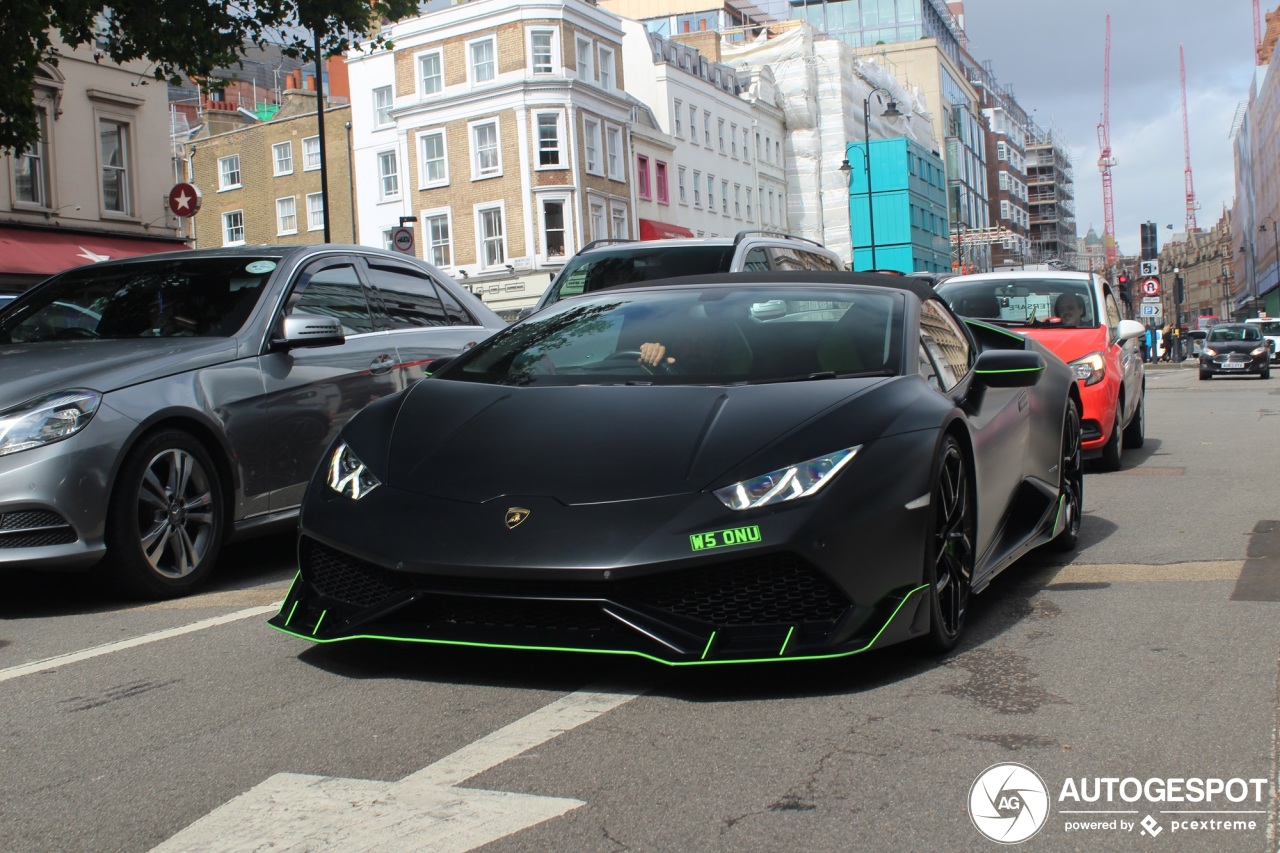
[1016,326,1106,364]
[0,338,241,408]
[1204,340,1265,354]
[382,378,891,504]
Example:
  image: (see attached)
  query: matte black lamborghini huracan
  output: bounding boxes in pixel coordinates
[271,271,1083,664]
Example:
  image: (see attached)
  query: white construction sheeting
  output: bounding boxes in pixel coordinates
[722,25,936,265]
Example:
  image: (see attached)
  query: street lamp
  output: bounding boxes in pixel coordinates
[842,89,901,271]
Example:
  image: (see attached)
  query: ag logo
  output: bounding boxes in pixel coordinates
[968,763,1050,844]
[504,507,531,529]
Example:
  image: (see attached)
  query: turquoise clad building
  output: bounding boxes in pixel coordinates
[846,137,950,273]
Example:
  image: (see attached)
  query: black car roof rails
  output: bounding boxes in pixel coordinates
[578,237,638,253]
[731,229,826,249]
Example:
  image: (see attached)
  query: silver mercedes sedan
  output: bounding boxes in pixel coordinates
[0,245,504,598]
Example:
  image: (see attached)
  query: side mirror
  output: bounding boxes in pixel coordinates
[972,349,1045,388]
[1116,319,1145,343]
[273,313,345,350]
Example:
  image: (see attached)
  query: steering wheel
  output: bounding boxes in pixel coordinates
[602,350,655,374]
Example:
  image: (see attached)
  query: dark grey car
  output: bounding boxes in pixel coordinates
[0,245,503,597]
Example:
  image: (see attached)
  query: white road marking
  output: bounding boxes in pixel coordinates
[0,604,280,684]
[151,685,645,853]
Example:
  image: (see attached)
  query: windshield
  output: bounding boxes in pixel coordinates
[938,278,1098,329]
[1208,326,1261,342]
[0,256,277,343]
[1247,320,1280,335]
[441,286,903,387]
[545,244,736,306]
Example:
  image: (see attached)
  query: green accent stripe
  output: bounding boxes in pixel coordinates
[311,610,327,636]
[269,584,930,667]
[284,601,299,628]
[778,626,795,656]
[701,631,717,660]
[974,366,1044,374]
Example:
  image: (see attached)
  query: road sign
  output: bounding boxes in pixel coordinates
[1140,259,1159,276]
[1139,303,1163,319]
[1142,296,1161,304]
[391,227,414,254]
[1141,277,1161,296]
[167,183,202,218]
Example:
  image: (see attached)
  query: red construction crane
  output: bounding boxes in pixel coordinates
[1180,45,1198,232]
[1097,14,1117,268]
[1255,0,1264,58]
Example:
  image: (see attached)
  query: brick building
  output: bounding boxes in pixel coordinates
[185,81,354,250]
[348,0,635,317]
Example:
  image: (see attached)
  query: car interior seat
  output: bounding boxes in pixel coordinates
[957,292,1001,318]
[815,303,892,374]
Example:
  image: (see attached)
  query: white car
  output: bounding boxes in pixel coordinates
[1244,317,1280,362]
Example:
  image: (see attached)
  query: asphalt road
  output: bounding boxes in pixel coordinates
[2,362,1278,852]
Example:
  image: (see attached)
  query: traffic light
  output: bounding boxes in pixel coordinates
[1117,272,1130,302]
[1175,276,1185,304]
[1140,222,1159,260]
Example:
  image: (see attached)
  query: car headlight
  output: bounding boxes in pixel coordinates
[326,441,381,499]
[1069,351,1106,386]
[0,389,101,457]
[1251,346,1268,358]
[1202,347,1217,357]
[713,447,860,511]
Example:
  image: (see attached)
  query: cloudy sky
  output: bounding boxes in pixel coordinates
[958,0,1261,256]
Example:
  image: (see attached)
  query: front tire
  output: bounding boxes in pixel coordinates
[1122,387,1145,449]
[1099,403,1124,472]
[104,429,225,599]
[1050,399,1083,552]
[924,435,974,654]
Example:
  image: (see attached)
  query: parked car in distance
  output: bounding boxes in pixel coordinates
[1244,317,1280,363]
[1199,323,1271,379]
[526,230,842,315]
[937,270,1146,471]
[0,245,504,598]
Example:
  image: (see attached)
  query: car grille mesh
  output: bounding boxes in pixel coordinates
[301,538,850,626]
[624,555,849,623]
[302,538,410,609]
[0,510,76,548]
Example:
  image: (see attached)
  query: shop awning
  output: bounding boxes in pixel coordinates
[638,219,695,240]
[0,226,189,278]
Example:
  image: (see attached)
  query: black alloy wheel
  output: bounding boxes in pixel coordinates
[925,435,974,653]
[105,429,225,599]
[1122,386,1145,448]
[1099,404,1124,471]
[1050,398,1084,552]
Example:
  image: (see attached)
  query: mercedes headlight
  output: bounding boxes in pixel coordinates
[326,441,381,499]
[1069,351,1106,386]
[1202,347,1217,357]
[714,447,860,511]
[0,389,101,457]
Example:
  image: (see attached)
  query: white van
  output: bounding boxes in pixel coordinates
[1244,317,1280,362]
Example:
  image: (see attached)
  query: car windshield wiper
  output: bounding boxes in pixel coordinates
[756,368,893,385]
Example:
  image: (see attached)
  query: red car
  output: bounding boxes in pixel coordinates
[938,270,1146,470]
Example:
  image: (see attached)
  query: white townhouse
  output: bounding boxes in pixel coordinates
[347,0,635,316]
[618,19,789,239]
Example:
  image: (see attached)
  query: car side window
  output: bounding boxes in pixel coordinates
[366,263,450,328]
[800,251,840,271]
[285,262,374,335]
[741,247,769,271]
[1104,289,1122,327]
[767,246,808,271]
[918,299,971,391]
[437,285,475,325]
